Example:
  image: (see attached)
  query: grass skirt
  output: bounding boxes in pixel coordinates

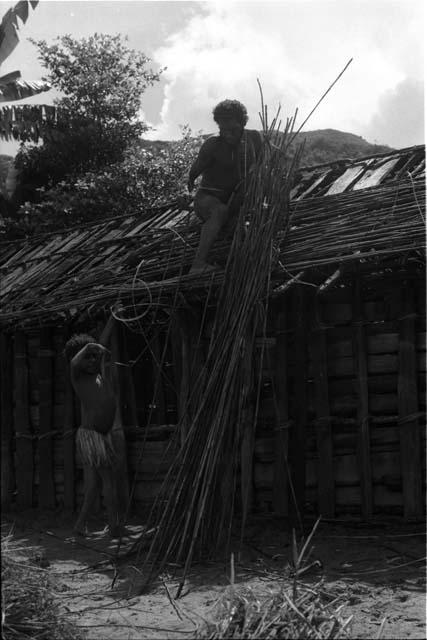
[76,427,117,468]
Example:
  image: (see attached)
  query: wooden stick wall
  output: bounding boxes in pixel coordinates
[0,275,425,519]
[253,276,426,518]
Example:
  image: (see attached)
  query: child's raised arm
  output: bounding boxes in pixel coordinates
[71,342,109,378]
[99,315,116,347]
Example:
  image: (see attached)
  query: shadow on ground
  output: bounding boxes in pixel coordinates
[2,510,426,639]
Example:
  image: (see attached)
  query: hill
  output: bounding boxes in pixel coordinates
[290,129,393,166]
[140,129,393,167]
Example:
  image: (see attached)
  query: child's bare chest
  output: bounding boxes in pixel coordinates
[75,375,115,406]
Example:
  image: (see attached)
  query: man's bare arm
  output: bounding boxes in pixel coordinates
[188,138,214,192]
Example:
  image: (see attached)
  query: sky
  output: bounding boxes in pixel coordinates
[0,0,425,154]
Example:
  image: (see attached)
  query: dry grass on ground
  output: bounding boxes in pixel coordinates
[196,523,355,640]
[1,527,83,640]
[196,580,354,639]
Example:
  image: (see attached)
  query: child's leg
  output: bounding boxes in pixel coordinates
[99,467,121,537]
[73,466,100,535]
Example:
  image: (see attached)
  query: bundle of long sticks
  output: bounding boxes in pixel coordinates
[134,93,304,594]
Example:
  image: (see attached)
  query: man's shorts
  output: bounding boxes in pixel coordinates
[194,187,244,223]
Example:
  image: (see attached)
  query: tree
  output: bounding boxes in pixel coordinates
[15,33,163,195]
[4,126,204,238]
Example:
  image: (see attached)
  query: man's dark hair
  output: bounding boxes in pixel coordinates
[213,100,248,126]
[64,333,96,362]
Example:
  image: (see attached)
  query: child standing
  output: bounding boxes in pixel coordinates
[64,320,128,538]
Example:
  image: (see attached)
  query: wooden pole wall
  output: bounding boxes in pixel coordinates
[310,295,335,517]
[398,282,423,520]
[61,330,78,511]
[14,331,33,508]
[115,323,139,429]
[176,309,205,446]
[240,327,256,521]
[109,323,131,505]
[38,327,55,508]
[289,287,308,521]
[63,361,75,511]
[272,299,289,516]
[3,275,424,518]
[352,276,373,520]
[152,333,167,426]
[170,314,184,439]
[1,333,14,509]
[178,312,191,446]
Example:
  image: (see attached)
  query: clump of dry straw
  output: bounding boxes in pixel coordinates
[196,520,353,639]
[1,528,82,640]
[195,580,352,640]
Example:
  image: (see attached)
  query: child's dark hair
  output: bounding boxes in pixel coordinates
[64,333,96,362]
[213,99,248,126]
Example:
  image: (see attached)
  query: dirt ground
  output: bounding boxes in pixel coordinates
[2,510,426,639]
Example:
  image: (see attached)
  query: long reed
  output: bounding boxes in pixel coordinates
[132,94,304,593]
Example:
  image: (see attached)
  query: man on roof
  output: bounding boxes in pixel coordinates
[188,99,262,273]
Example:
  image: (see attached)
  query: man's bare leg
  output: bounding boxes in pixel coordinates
[73,466,100,536]
[191,202,228,272]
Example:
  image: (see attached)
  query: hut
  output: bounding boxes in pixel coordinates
[0,144,425,522]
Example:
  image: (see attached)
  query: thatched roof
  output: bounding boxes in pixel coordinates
[0,145,425,329]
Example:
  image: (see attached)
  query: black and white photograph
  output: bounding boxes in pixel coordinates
[0,1,425,638]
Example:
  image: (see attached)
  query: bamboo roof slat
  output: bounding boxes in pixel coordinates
[1,242,41,271]
[163,210,194,228]
[325,164,367,194]
[54,230,85,255]
[352,157,401,190]
[411,158,426,178]
[159,208,192,229]
[98,228,133,257]
[149,207,176,229]
[0,265,25,295]
[124,217,155,237]
[16,234,77,267]
[1,249,70,297]
[4,254,86,300]
[294,169,330,200]
[24,235,69,264]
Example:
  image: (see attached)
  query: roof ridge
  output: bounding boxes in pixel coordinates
[297,144,425,172]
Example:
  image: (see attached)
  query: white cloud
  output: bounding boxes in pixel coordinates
[362,78,424,148]
[145,0,424,145]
